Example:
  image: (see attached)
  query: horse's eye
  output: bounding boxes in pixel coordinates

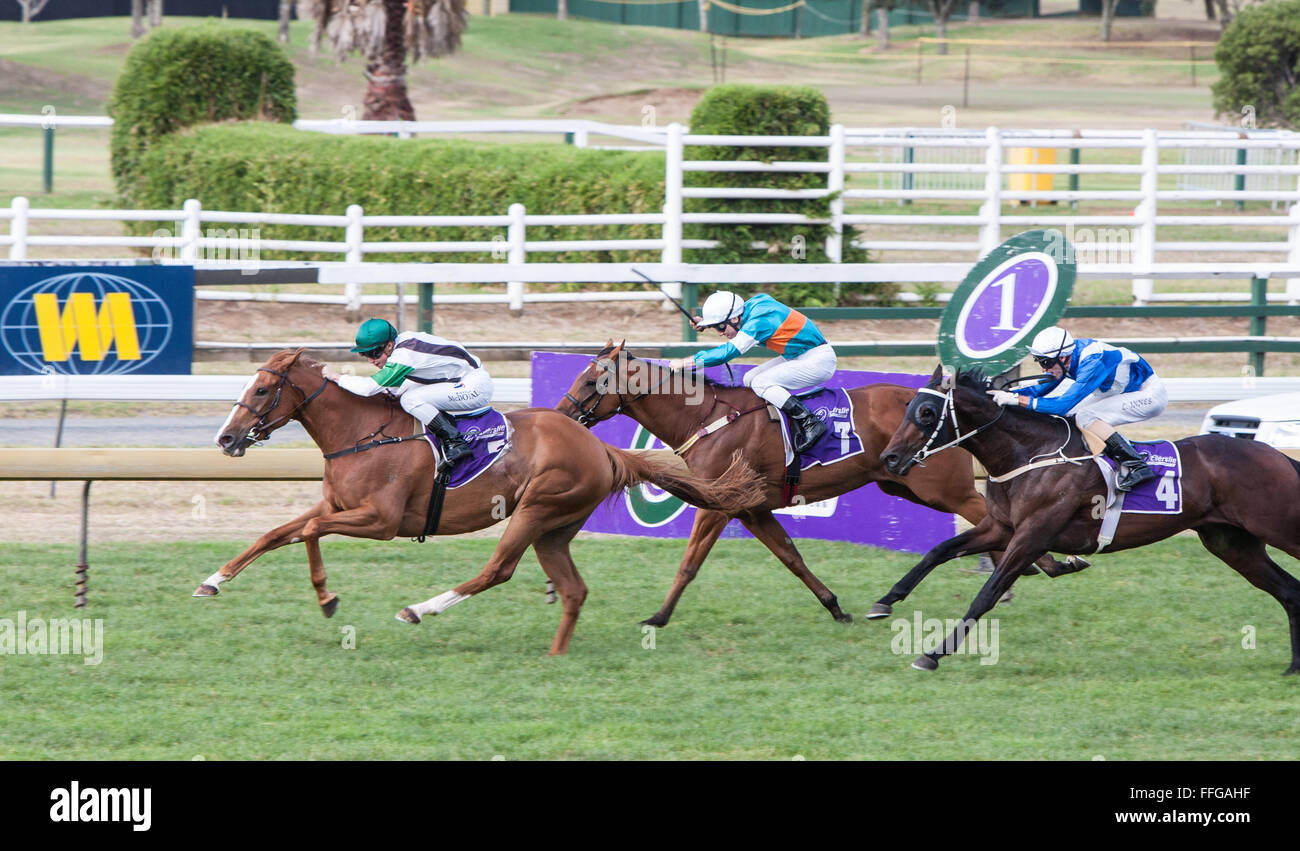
[255,387,267,396]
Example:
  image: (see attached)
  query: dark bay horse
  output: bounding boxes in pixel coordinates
[556,341,1079,627]
[203,349,766,655]
[878,367,1300,674]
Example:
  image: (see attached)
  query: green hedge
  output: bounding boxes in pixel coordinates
[684,84,884,307]
[132,123,667,270]
[110,24,297,203]
[1212,0,1300,130]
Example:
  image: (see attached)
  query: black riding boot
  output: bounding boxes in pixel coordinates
[1103,432,1154,493]
[782,397,827,455]
[429,412,473,468]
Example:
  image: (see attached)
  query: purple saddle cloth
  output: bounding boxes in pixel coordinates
[1097,439,1183,514]
[423,407,511,489]
[778,387,864,471]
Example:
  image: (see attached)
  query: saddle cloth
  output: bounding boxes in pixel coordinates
[775,387,864,471]
[421,407,512,489]
[1092,439,1183,551]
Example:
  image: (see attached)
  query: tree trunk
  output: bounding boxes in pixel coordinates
[968,0,978,22]
[132,0,146,37]
[147,0,163,29]
[860,0,870,36]
[21,1,30,23]
[1204,0,1215,19]
[558,0,567,20]
[363,0,416,121]
[934,13,948,55]
[278,0,292,43]
[1100,0,1115,42]
[877,6,890,50]
[699,0,709,32]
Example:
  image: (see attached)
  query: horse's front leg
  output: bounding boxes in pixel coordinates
[866,518,1009,620]
[911,536,1048,672]
[193,500,330,597]
[297,503,403,616]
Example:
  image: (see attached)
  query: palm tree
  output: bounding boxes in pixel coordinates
[298,0,470,121]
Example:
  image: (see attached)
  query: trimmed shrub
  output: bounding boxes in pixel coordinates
[132,123,666,271]
[110,24,297,203]
[683,84,883,307]
[1212,1,1300,130]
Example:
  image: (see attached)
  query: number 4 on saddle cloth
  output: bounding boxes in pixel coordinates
[776,387,864,470]
[1092,439,1183,551]
[422,407,512,489]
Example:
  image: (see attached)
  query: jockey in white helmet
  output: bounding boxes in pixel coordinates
[321,318,494,469]
[666,290,837,454]
[987,325,1168,492]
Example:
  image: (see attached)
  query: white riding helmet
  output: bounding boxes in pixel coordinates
[699,291,745,328]
[1028,326,1074,359]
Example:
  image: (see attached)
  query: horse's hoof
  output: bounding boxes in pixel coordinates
[1068,556,1091,569]
[835,612,853,625]
[865,603,892,620]
[1284,665,1299,676]
[640,614,668,627]
[911,655,939,671]
[192,584,219,598]
[395,606,421,625]
[320,594,340,618]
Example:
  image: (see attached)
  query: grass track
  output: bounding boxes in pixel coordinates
[2,536,1297,760]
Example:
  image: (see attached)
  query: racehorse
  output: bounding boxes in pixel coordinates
[877,366,1300,674]
[203,349,766,656]
[556,341,1081,627]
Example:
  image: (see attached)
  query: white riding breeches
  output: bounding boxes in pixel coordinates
[399,367,494,425]
[1072,375,1168,429]
[743,343,838,408]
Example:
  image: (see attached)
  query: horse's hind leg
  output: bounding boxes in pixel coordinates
[1196,524,1300,675]
[643,509,731,628]
[533,520,589,656]
[397,515,537,624]
[740,509,851,624]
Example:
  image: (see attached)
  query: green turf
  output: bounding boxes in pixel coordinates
[1,536,1296,760]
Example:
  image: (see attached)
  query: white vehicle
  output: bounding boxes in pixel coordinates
[1200,392,1300,448]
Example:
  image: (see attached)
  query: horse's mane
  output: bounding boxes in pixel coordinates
[955,367,992,392]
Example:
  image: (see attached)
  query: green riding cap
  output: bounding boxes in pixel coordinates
[351,318,397,353]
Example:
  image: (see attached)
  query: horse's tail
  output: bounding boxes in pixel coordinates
[603,447,767,515]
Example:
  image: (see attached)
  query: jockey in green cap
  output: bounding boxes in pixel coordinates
[321,318,493,469]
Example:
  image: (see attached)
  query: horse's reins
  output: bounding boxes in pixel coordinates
[908,384,1095,482]
[321,401,428,460]
[565,354,767,454]
[234,366,329,446]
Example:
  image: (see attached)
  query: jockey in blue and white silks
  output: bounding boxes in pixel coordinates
[666,291,837,453]
[987,326,1168,491]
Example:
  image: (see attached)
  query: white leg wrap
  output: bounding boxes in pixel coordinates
[413,589,470,617]
[202,571,228,589]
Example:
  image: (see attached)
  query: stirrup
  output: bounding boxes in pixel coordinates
[1115,462,1154,493]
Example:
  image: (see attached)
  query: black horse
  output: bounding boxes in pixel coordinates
[875,367,1300,674]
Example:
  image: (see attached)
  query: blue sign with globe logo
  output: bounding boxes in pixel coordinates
[0,266,193,375]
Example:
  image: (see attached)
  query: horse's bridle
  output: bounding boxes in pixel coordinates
[232,366,329,445]
[563,354,680,428]
[901,385,1004,473]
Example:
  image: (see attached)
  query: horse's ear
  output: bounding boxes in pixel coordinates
[929,364,943,385]
[611,339,626,358]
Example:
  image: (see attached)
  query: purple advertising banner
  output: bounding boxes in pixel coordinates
[530,352,957,554]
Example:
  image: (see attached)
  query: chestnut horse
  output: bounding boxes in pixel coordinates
[556,342,1079,627]
[878,367,1300,674]
[203,349,765,655]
